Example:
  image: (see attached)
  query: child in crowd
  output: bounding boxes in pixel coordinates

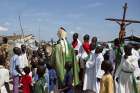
[100,61,114,93]
[59,62,74,93]
[34,66,47,93]
[47,64,57,93]
[21,66,32,93]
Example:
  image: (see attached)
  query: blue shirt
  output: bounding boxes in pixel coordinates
[10,55,21,76]
[48,69,57,92]
[64,71,74,93]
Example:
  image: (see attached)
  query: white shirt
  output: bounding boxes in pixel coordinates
[19,53,28,69]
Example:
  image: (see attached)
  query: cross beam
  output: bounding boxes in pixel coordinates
[106,3,140,42]
[106,18,140,23]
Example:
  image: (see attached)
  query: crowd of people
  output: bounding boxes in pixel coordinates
[0,27,140,93]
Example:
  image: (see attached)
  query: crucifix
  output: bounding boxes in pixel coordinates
[106,3,140,42]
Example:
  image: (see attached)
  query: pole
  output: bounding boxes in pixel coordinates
[18,16,25,42]
[122,3,127,21]
[38,25,41,42]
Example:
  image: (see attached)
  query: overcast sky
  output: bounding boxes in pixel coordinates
[0,0,140,42]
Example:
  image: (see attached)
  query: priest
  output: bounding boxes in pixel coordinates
[52,27,80,86]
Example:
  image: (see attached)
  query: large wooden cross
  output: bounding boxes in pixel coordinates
[106,3,140,42]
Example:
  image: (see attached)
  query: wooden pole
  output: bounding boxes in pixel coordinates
[18,16,25,42]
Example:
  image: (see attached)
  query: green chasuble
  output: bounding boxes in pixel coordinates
[52,40,80,86]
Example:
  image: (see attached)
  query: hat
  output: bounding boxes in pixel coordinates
[57,27,67,39]
[60,27,66,31]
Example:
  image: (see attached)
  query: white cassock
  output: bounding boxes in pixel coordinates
[115,55,138,93]
[83,53,104,93]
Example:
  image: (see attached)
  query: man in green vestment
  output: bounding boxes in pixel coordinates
[52,27,80,86]
[113,38,124,74]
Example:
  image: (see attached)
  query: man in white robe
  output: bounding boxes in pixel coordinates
[78,34,91,85]
[83,46,104,93]
[115,45,138,93]
[79,34,91,61]
[90,37,98,54]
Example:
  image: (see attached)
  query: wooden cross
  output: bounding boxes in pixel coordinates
[106,3,140,42]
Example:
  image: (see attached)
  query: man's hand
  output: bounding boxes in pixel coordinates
[15,65,23,76]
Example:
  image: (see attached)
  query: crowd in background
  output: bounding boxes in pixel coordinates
[0,27,140,93]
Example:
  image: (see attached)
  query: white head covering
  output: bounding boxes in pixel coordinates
[57,27,67,39]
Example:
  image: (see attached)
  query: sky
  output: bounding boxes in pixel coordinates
[0,0,140,42]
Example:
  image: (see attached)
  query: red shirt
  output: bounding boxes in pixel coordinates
[83,42,91,54]
[21,75,32,93]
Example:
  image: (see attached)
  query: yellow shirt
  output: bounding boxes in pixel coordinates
[100,74,114,93]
